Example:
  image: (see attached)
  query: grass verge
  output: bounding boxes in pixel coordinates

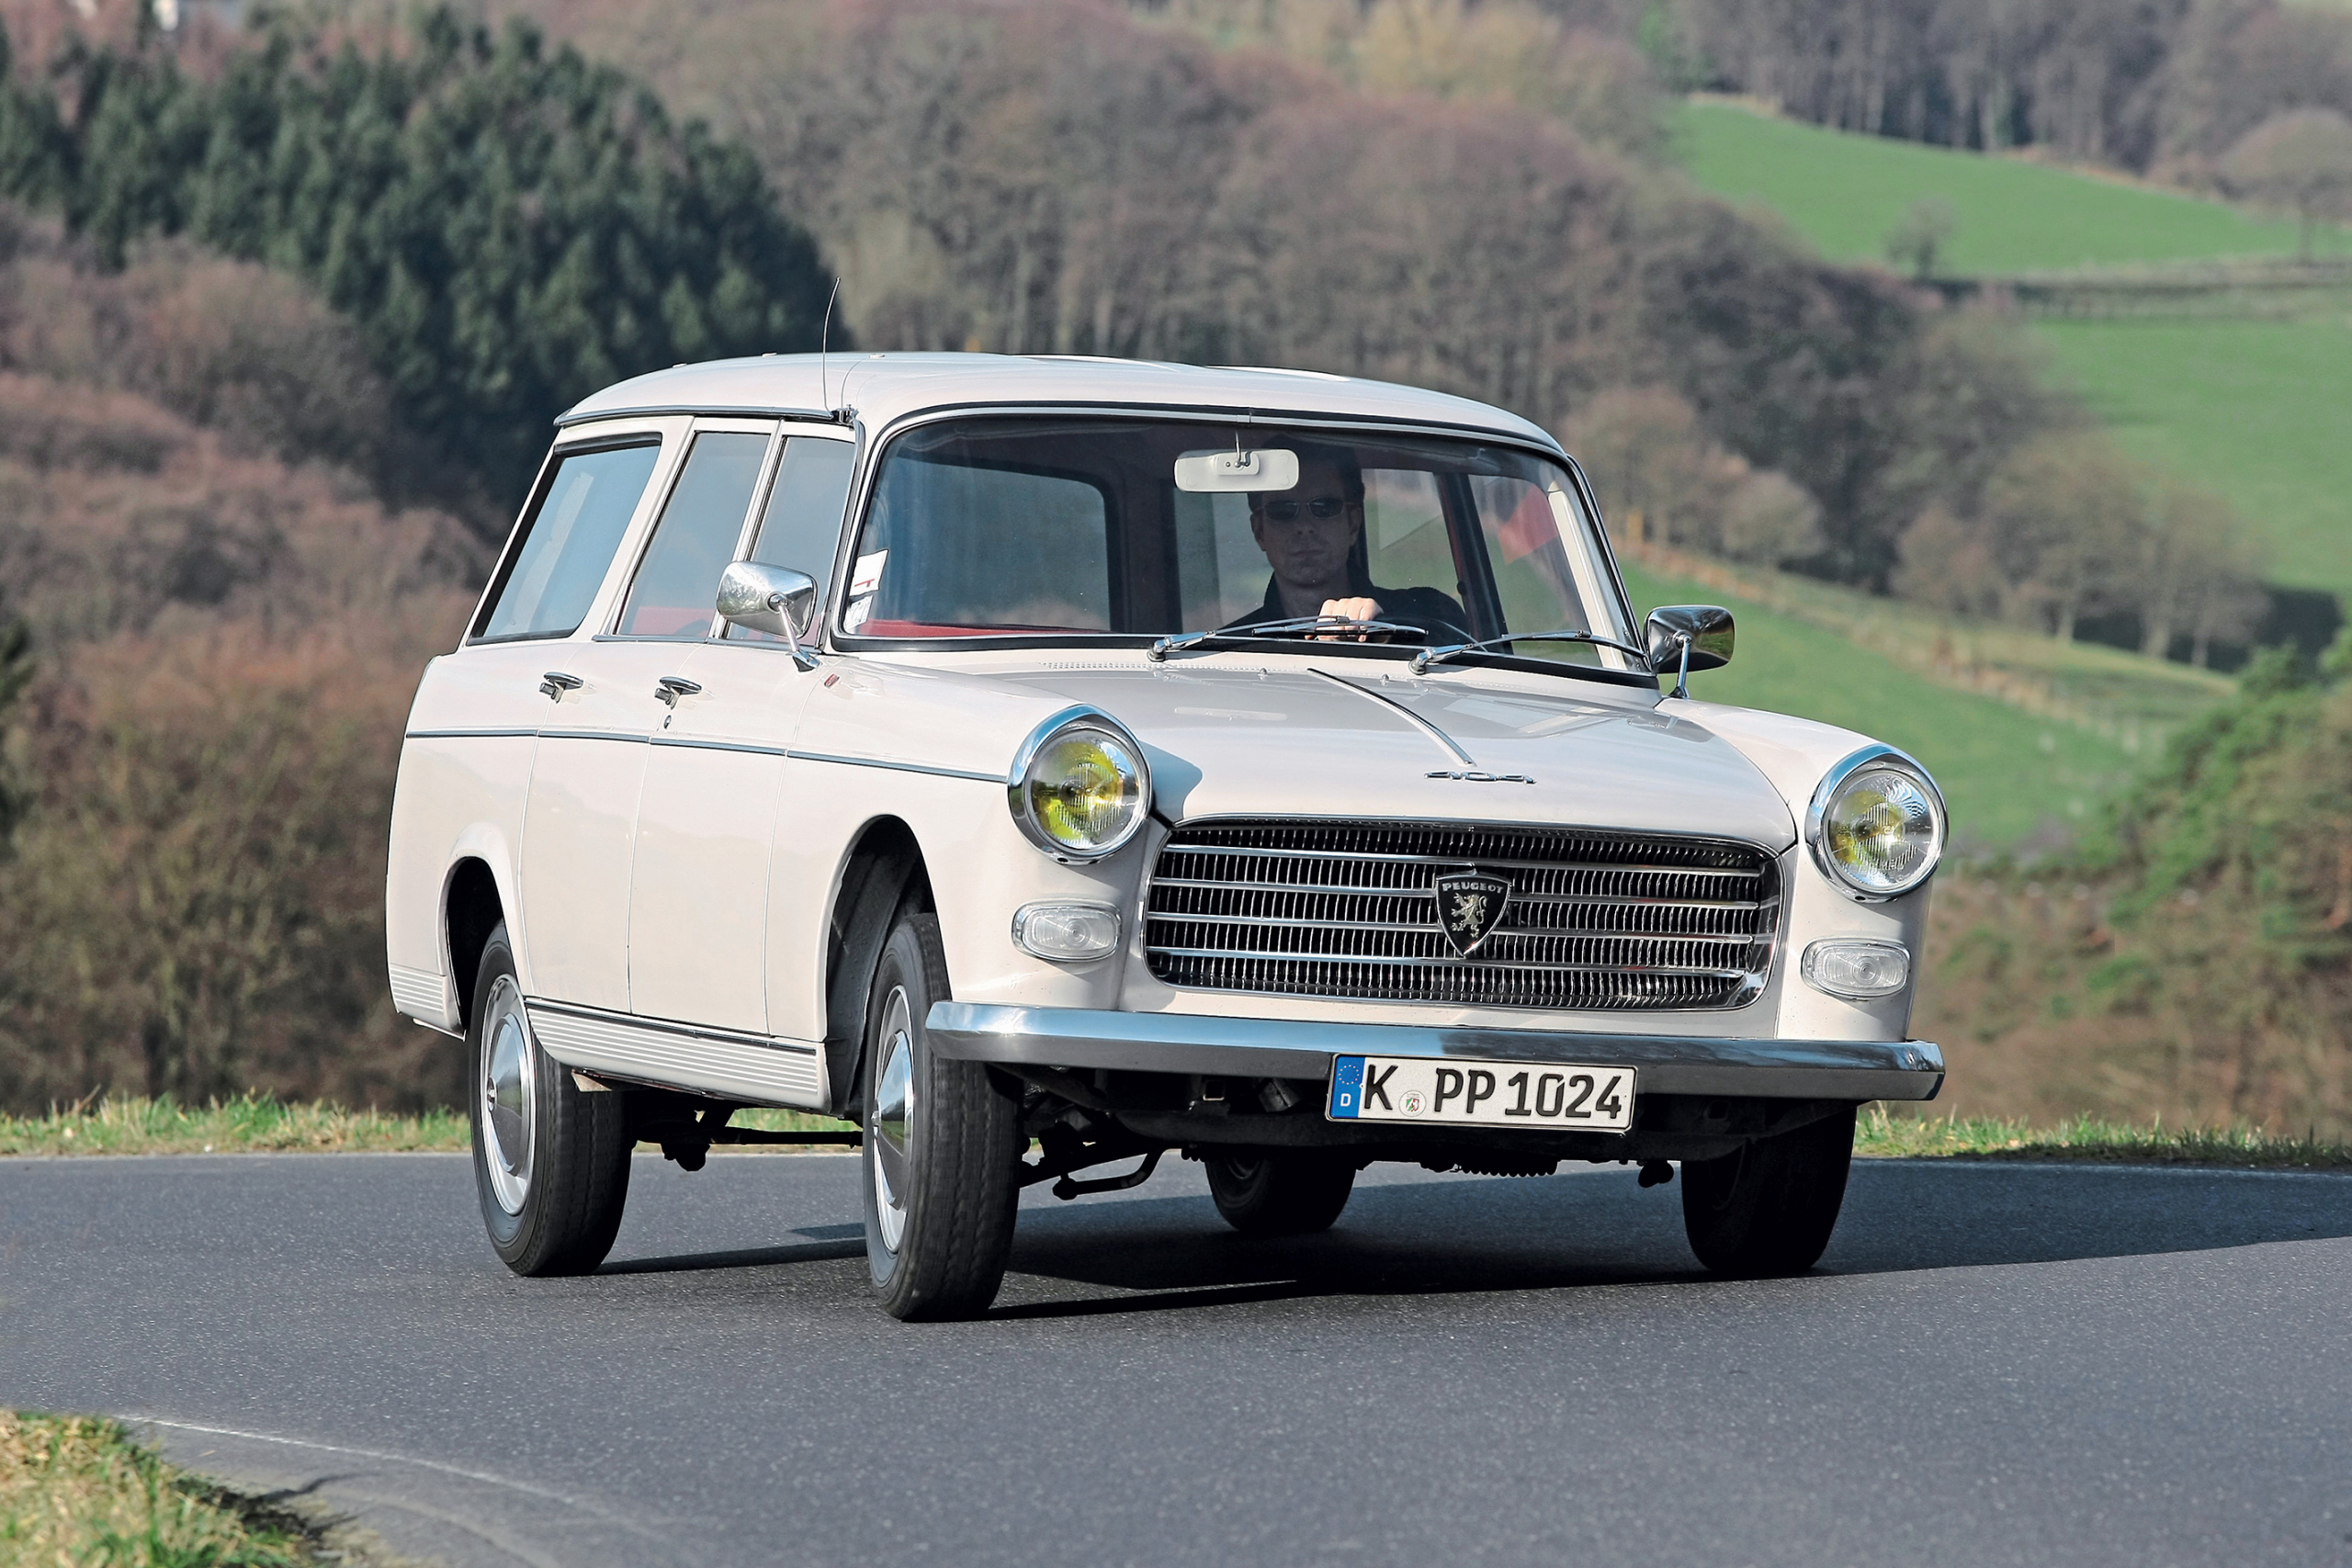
[6,1095,2341,1169]
[0,1093,859,1156]
[1856,1106,2351,1168]
[1,1409,367,1567]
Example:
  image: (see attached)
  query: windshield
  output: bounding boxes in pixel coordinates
[839,416,1638,672]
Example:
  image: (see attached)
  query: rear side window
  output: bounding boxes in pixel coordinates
[618,431,772,639]
[477,442,662,641]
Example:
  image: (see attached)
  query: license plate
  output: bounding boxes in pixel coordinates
[1326,1055,1634,1133]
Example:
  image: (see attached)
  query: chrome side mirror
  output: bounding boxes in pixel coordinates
[1645,604,1735,699]
[717,560,821,669]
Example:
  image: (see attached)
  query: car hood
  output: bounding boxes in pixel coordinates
[1004,662,1798,852]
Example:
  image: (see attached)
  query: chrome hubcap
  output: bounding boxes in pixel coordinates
[870,987,914,1254]
[481,976,536,1215]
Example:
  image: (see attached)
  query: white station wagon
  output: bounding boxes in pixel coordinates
[386,354,1948,1319]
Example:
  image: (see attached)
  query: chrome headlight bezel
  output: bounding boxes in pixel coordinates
[1804,745,1947,902]
[1006,705,1152,862]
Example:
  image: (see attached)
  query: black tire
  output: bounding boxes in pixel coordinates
[468,923,632,1276]
[859,911,1023,1320]
[1680,1105,1856,1279]
[1203,1148,1356,1236]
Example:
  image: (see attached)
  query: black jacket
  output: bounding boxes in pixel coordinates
[1223,575,1472,641]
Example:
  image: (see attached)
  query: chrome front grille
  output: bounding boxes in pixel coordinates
[1144,819,1780,1010]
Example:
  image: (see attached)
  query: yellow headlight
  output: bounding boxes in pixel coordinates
[1819,766,1941,897]
[1010,717,1148,858]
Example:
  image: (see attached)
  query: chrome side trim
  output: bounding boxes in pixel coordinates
[537,729,652,746]
[401,728,996,783]
[404,728,540,740]
[791,750,1001,784]
[526,998,826,1108]
[925,1001,1944,1102]
[653,737,789,758]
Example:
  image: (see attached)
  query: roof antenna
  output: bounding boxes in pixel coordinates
[819,276,842,418]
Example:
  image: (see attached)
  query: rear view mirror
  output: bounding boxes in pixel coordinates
[1174,447,1300,492]
[1645,604,1734,698]
[718,560,821,668]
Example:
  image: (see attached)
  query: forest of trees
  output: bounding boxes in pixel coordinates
[0,4,833,513]
[0,6,836,1110]
[1656,0,2352,181]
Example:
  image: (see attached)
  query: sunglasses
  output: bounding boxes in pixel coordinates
[1259,497,1351,523]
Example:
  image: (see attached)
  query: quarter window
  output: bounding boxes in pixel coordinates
[618,431,773,640]
[476,441,661,641]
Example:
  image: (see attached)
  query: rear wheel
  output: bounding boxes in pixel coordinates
[469,924,632,1275]
[1204,1148,1356,1236]
[860,911,1023,1320]
[1680,1106,1856,1279]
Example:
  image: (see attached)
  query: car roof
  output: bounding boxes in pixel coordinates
[557,352,1563,454]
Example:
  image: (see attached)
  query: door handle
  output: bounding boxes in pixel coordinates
[538,671,582,701]
[654,676,703,708]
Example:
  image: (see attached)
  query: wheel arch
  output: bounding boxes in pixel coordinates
[821,816,936,1117]
[444,857,506,1033]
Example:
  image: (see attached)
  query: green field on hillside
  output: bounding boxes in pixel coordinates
[1621,560,2143,850]
[1673,96,2352,602]
[1672,98,2339,273]
[2036,316,2352,595]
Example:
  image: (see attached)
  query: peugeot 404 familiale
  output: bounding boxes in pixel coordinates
[386,353,1947,1319]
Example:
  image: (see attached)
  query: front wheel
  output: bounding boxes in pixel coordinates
[1204,1148,1356,1236]
[860,911,1023,1320]
[1680,1105,1856,1279]
[469,924,632,1275]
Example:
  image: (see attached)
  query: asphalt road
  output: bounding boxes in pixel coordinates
[3,1150,2346,1568]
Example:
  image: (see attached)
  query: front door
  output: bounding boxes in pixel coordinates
[596,420,788,1031]
[456,430,672,1010]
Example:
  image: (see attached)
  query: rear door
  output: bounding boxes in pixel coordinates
[510,424,691,1009]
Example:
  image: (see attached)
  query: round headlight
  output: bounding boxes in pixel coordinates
[1008,711,1149,860]
[1808,750,1945,899]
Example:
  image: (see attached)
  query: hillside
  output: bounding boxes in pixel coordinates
[2035,317,2352,598]
[1674,96,2352,604]
[1618,556,2232,850]
[1673,97,2341,273]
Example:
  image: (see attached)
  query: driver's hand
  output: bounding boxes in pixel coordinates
[1317,596,1381,639]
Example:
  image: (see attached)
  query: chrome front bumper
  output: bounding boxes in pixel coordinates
[926,1003,1944,1103]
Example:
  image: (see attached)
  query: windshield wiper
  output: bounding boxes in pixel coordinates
[1148,615,1425,661]
[1409,627,1650,675]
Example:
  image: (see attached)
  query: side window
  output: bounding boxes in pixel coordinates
[729,436,856,641]
[477,442,662,641]
[617,431,772,640]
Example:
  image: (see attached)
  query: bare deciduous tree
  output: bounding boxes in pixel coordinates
[2222,107,2352,260]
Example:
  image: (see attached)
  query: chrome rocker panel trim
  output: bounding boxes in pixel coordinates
[926,1002,1943,1102]
[526,998,827,1109]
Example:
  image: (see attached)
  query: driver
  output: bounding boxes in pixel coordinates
[1226,447,1469,638]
